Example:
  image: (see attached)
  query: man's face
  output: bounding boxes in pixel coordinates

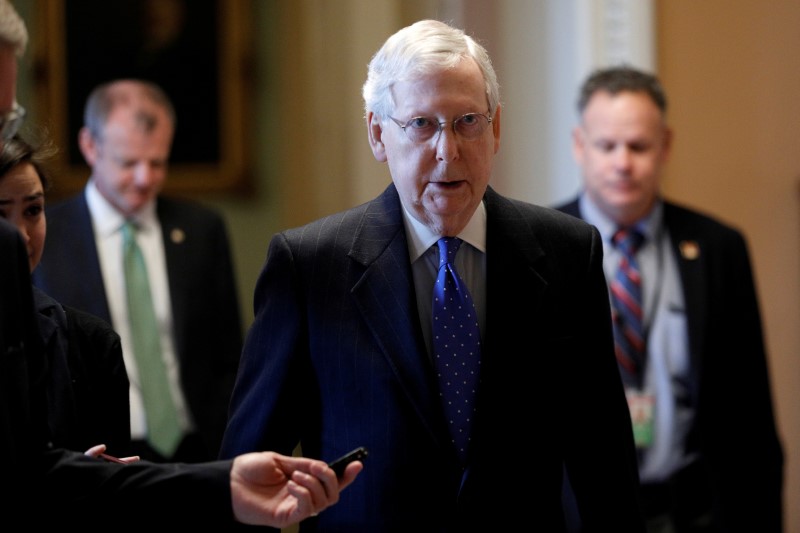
[79,104,174,217]
[367,58,501,237]
[572,90,671,227]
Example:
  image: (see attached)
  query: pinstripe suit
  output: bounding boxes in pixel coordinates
[221,184,644,532]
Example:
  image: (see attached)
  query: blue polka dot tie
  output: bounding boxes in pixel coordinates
[431,237,481,465]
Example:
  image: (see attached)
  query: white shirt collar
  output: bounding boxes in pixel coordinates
[85,179,158,236]
[402,201,487,263]
[578,192,663,246]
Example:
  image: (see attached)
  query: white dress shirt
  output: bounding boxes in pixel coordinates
[85,181,193,441]
[403,201,487,360]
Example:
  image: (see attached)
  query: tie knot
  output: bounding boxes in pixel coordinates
[121,220,139,235]
[613,227,644,255]
[437,237,462,267]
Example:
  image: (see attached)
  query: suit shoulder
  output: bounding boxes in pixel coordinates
[63,305,119,340]
[664,200,746,239]
[551,196,581,219]
[505,196,597,236]
[156,196,231,239]
[44,194,84,218]
[281,198,374,239]
[157,196,225,220]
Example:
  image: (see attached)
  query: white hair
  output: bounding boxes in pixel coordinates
[362,19,500,120]
[0,0,28,56]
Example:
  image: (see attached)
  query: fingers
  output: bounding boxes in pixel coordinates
[272,453,364,519]
[290,462,339,511]
[285,454,365,493]
[338,460,364,490]
[84,443,106,457]
[285,474,322,518]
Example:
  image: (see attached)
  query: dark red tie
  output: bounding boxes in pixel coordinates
[610,228,645,388]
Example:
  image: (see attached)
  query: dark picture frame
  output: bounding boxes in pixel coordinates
[33,0,253,198]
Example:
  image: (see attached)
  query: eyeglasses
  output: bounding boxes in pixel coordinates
[0,102,26,142]
[389,111,492,144]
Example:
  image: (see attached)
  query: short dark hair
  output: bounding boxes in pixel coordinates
[577,65,667,115]
[0,133,57,191]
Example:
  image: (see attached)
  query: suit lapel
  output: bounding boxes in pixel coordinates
[664,204,707,398]
[483,187,549,324]
[53,197,112,323]
[157,200,184,355]
[348,185,451,446]
[342,186,553,454]
[479,189,549,402]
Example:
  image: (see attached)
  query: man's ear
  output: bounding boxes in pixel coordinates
[367,112,387,162]
[77,127,98,166]
[491,104,501,154]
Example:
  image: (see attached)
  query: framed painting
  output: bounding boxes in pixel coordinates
[32,0,253,198]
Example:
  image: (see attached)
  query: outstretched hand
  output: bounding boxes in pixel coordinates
[83,443,140,464]
[231,451,363,527]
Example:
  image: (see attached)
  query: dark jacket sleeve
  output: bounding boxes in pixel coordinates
[37,448,234,526]
[64,305,131,454]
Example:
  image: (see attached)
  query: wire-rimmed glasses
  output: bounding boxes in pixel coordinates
[389,110,492,144]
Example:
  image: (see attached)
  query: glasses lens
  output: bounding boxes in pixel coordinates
[403,117,439,143]
[454,113,490,140]
[396,113,490,144]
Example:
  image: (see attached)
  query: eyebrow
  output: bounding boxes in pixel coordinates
[0,191,44,204]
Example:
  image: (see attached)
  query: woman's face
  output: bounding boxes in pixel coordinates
[0,161,45,272]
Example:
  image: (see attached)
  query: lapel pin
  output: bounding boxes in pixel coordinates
[679,240,699,260]
[171,228,186,244]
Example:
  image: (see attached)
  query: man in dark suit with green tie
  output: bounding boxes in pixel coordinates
[33,79,242,462]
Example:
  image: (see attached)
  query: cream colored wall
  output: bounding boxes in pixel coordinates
[209,0,436,334]
[657,2,800,530]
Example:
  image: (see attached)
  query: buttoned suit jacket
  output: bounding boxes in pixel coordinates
[557,197,784,532]
[32,192,243,459]
[220,184,645,532]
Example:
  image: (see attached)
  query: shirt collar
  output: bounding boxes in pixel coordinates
[403,201,487,263]
[578,192,663,246]
[85,179,158,236]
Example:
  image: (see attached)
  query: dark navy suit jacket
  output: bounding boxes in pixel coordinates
[32,193,243,459]
[221,184,645,532]
[557,197,784,532]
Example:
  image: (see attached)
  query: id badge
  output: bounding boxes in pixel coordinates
[625,388,655,449]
